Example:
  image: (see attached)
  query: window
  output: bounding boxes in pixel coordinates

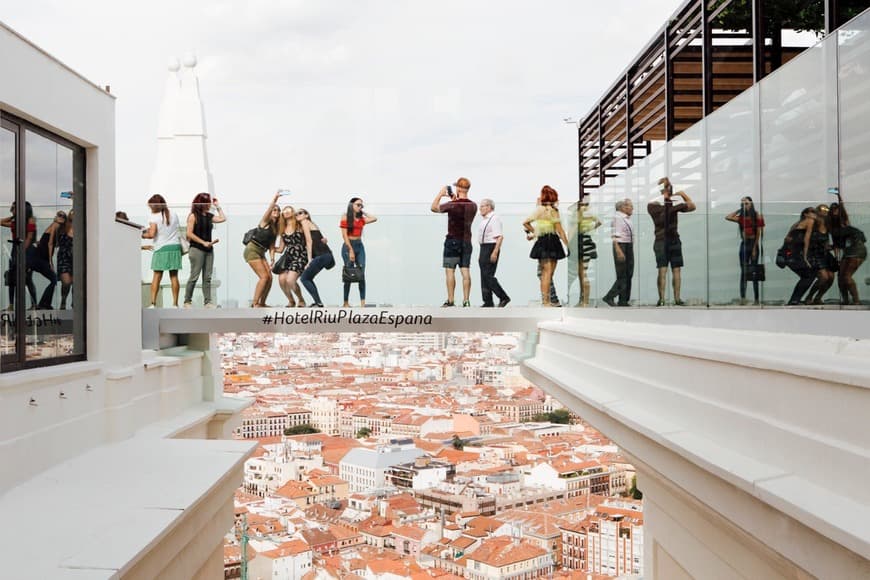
[0,113,85,371]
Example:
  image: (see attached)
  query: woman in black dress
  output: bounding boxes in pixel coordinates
[830,197,866,305]
[56,210,74,309]
[523,185,570,306]
[274,205,308,307]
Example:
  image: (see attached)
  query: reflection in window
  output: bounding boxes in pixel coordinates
[0,115,85,372]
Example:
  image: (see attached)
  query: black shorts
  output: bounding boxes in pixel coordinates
[654,239,684,268]
[443,239,473,268]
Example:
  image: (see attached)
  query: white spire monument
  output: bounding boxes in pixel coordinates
[149,53,215,200]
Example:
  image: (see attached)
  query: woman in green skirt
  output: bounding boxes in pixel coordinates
[142,194,182,308]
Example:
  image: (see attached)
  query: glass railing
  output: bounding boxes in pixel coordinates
[131,198,869,310]
[131,202,573,308]
[564,8,870,309]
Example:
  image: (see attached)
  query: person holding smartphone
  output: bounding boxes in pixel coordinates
[648,177,696,306]
[183,192,225,308]
[431,177,477,307]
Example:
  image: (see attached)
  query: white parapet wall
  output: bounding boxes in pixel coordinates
[522,309,870,579]
[0,20,254,579]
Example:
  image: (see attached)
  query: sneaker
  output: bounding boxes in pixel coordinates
[462,301,471,307]
[441,301,455,307]
[497,297,511,308]
[204,303,217,309]
[602,296,616,307]
[481,303,495,308]
[183,302,193,309]
[146,304,156,309]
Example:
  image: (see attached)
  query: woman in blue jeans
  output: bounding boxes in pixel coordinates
[339,197,377,307]
[297,209,334,307]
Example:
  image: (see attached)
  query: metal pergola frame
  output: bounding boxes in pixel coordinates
[576,0,862,200]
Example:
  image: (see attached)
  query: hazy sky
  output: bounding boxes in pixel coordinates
[2,1,679,210]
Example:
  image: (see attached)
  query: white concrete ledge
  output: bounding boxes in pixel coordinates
[523,314,870,577]
[0,361,103,391]
[0,419,255,579]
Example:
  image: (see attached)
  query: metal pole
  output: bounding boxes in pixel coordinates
[752,0,765,82]
[825,0,840,34]
[664,28,674,141]
[701,0,714,116]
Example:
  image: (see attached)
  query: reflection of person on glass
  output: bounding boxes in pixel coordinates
[57,209,74,310]
[524,186,570,307]
[184,193,224,308]
[602,198,635,307]
[725,196,764,305]
[28,210,64,310]
[297,209,335,308]
[785,207,817,305]
[648,177,696,306]
[341,197,377,308]
[567,200,601,307]
[803,204,836,305]
[142,194,182,308]
[1,201,38,310]
[830,194,866,305]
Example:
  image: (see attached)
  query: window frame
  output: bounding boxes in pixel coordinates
[0,110,87,372]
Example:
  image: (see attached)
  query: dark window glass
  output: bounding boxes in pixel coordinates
[0,114,85,371]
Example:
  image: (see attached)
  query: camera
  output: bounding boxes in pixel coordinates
[446,185,454,198]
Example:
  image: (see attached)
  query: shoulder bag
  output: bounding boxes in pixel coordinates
[342,261,364,284]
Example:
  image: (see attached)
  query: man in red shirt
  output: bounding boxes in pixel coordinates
[431,177,477,307]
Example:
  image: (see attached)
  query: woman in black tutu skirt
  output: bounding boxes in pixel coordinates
[523,185,570,306]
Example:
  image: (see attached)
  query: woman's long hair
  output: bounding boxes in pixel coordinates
[346,197,362,233]
[279,206,298,235]
[738,196,758,239]
[148,194,170,225]
[191,192,211,216]
[830,202,850,229]
[298,209,318,231]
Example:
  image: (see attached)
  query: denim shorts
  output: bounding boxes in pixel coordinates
[653,239,683,268]
[443,239,473,268]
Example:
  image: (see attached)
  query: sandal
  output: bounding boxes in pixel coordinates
[286,299,296,308]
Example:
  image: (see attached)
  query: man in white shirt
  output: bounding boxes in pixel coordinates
[477,199,510,307]
[602,198,634,307]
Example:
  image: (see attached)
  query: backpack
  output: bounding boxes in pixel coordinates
[242,228,256,246]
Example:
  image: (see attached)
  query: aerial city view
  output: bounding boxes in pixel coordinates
[1,1,869,579]
[221,332,642,578]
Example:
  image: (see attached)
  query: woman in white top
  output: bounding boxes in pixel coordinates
[142,194,182,308]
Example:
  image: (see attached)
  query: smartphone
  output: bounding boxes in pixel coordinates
[446,185,454,198]
[827,187,840,196]
[60,191,73,199]
[278,189,292,196]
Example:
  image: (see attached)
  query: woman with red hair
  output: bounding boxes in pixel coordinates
[523,186,570,306]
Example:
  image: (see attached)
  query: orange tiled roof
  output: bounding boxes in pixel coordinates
[467,536,548,567]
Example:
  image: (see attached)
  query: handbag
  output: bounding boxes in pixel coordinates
[746,263,765,282]
[180,236,190,255]
[342,261,364,284]
[242,228,256,246]
[271,251,288,274]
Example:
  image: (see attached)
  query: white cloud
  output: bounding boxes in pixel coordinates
[1,0,679,210]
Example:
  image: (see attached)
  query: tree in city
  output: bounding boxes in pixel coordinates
[629,475,643,500]
[355,427,372,439]
[530,409,572,424]
[283,424,319,436]
[452,435,465,450]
